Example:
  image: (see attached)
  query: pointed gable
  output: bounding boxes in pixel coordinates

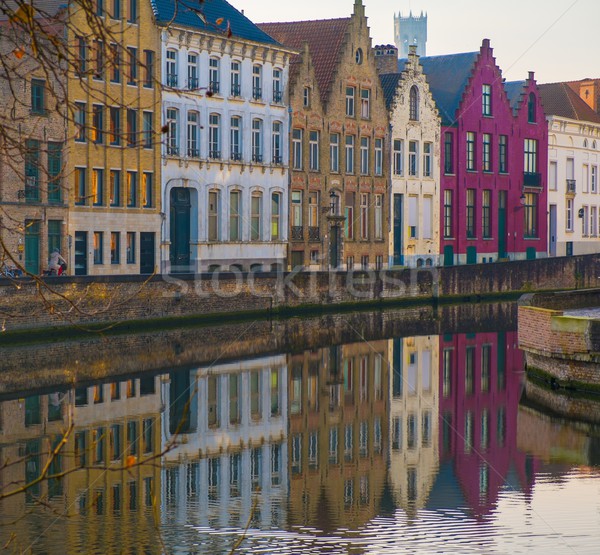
[151,0,279,45]
[538,82,600,124]
[417,51,479,125]
[258,18,351,105]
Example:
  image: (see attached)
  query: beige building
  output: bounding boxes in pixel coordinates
[66,0,162,275]
[0,3,69,275]
[377,45,441,267]
[259,0,389,270]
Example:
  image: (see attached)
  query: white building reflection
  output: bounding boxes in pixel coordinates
[161,355,288,530]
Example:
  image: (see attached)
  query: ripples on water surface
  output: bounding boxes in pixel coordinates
[0,323,599,554]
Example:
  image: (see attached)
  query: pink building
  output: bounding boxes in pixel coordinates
[420,39,548,265]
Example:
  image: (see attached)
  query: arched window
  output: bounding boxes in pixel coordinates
[208,113,221,159]
[409,85,419,121]
[593,140,597,150]
[165,49,178,87]
[251,118,263,162]
[166,107,179,155]
[186,110,199,158]
[584,139,588,149]
[272,121,282,164]
[527,92,536,123]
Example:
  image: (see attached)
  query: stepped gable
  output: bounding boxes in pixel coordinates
[151,0,278,44]
[258,18,351,106]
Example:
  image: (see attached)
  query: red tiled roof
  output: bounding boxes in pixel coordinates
[258,18,351,106]
[538,82,600,124]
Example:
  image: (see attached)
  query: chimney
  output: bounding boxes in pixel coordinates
[373,44,399,75]
[528,71,535,82]
[481,38,491,50]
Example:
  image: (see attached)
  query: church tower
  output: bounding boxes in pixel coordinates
[394,10,427,58]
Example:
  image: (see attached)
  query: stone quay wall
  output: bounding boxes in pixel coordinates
[0,253,598,334]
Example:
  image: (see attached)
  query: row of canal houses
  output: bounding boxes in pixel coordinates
[3,0,599,275]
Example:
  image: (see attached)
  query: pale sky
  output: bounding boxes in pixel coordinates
[235,0,598,84]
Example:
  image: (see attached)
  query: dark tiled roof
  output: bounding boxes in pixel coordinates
[258,18,351,105]
[379,73,401,111]
[538,82,600,124]
[416,51,479,125]
[504,80,526,115]
[151,0,278,45]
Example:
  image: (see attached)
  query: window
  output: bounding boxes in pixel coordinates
[142,111,152,148]
[291,191,302,227]
[393,139,403,175]
[329,133,339,172]
[524,138,538,173]
[482,133,491,172]
[466,189,475,238]
[592,166,597,193]
[110,169,120,206]
[346,86,355,117]
[165,50,177,87]
[142,172,152,208]
[92,168,104,206]
[47,142,63,203]
[75,168,86,206]
[127,46,137,85]
[93,232,104,264]
[566,198,573,231]
[528,92,536,123]
[110,232,120,264]
[309,192,319,228]
[230,116,241,160]
[360,137,369,175]
[344,192,354,239]
[375,194,383,239]
[374,138,383,175]
[229,375,240,424]
[292,128,303,170]
[591,206,597,237]
[24,139,40,202]
[252,65,262,100]
[345,135,355,174]
[482,84,492,116]
[127,232,135,263]
[582,205,589,235]
[482,190,491,238]
[309,131,319,171]
[272,68,282,103]
[75,102,86,142]
[251,119,262,162]
[94,40,104,80]
[92,104,104,144]
[360,193,368,239]
[187,53,198,89]
[166,108,179,155]
[524,193,537,238]
[466,132,476,170]
[444,132,454,174]
[208,191,219,241]
[222,63,238,100]
[143,50,154,88]
[423,196,433,239]
[76,36,87,76]
[126,108,137,147]
[499,135,508,173]
[272,121,282,164]
[583,164,589,193]
[409,85,419,121]
[109,107,121,145]
[209,57,220,93]
[423,142,432,177]
[128,0,137,21]
[250,373,261,420]
[110,43,120,83]
[549,161,557,191]
[229,191,240,241]
[250,192,262,240]
[303,87,310,107]
[271,370,280,416]
[208,113,221,159]
[271,192,281,240]
[127,171,137,207]
[408,141,418,176]
[408,196,417,238]
[360,88,370,118]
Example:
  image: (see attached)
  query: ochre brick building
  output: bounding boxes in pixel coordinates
[259,0,389,270]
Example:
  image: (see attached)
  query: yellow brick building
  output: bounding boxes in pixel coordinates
[67,0,161,275]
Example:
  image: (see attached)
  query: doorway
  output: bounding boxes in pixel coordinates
[24,220,40,275]
[170,188,191,272]
[549,204,557,256]
[393,194,403,266]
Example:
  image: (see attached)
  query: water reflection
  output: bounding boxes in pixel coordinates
[0,326,599,554]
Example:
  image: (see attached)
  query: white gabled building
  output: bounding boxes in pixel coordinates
[539,82,600,257]
[376,44,441,268]
[152,0,294,272]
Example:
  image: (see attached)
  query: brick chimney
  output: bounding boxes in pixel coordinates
[373,44,399,74]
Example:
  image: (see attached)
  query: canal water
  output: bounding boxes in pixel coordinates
[0,306,599,554]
